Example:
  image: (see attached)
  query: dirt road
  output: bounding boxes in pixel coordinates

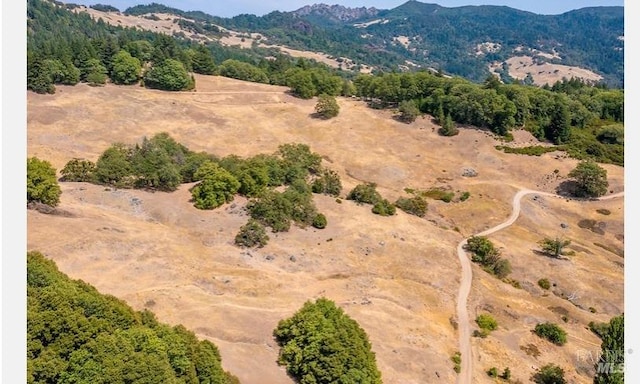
[455,189,624,384]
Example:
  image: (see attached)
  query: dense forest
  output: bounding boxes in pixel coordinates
[26,0,349,96]
[27,250,239,383]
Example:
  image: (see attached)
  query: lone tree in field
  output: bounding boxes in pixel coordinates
[539,237,572,258]
[27,157,62,207]
[274,298,382,384]
[315,93,340,119]
[568,160,609,198]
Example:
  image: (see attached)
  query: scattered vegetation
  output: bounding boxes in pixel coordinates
[394,195,428,217]
[273,298,382,384]
[421,188,455,203]
[451,351,461,373]
[495,145,560,156]
[534,322,568,346]
[27,157,62,207]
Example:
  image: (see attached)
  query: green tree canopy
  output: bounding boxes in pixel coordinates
[567,160,609,197]
[94,143,134,187]
[274,297,382,384]
[594,314,624,384]
[191,44,216,75]
[532,363,567,384]
[27,251,239,384]
[27,157,62,207]
[110,50,142,85]
[144,58,194,91]
[190,161,240,209]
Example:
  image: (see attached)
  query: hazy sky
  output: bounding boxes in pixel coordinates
[67,0,625,18]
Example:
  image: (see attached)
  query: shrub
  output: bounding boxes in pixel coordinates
[422,188,454,203]
[532,363,566,384]
[60,158,96,182]
[491,259,512,279]
[372,199,396,216]
[451,352,461,373]
[274,298,382,384]
[538,278,551,290]
[487,367,498,377]
[395,195,427,217]
[347,183,382,205]
[311,169,342,197]
[235,219,269,248]
[476,314,498,331]
[534,322,568,346]
[501,367,511,380]
[27,157,62,207]
[459,191,471,201]
[315,93,340,119]
[312,213,327,229]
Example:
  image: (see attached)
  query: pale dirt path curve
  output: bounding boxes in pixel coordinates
[454,189,624,384]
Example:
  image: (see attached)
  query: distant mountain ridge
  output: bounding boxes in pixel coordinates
[110,0,624,86]
[292,4,380,23]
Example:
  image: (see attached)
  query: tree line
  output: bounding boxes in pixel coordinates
[27,0,352,97]
[353,72,623,166]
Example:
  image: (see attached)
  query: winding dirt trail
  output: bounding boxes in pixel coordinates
[454,189,624,384]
